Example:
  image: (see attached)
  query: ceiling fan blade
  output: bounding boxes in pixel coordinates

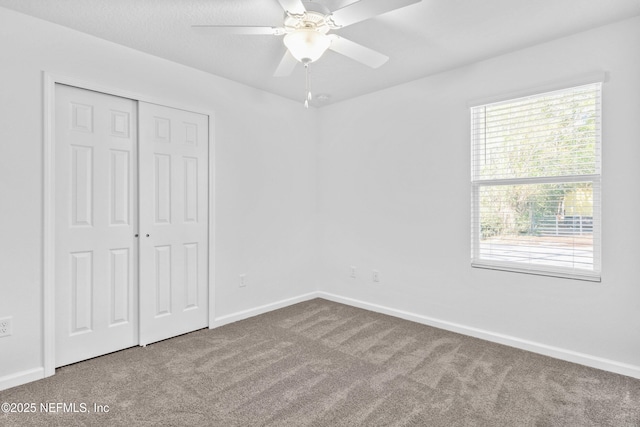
[191,25,283,35]
[328,36,389,68]
[330,0,421,28]
[273,51,299,77]
[276,0,306,15]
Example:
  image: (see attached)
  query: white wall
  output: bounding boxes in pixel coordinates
[0,7,319,386]
[317,17,640,371]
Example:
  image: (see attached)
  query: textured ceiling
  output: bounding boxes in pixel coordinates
[1,0,639,106]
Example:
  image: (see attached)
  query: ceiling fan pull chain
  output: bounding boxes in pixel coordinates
[304,61,312,108]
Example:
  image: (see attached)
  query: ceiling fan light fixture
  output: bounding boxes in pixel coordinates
[283,28,331,63]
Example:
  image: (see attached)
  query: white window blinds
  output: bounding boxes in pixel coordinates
[471,83,601,281]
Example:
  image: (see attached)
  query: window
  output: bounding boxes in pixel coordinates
[471,83,601,281]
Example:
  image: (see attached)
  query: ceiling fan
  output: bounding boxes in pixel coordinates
[192,0,422,106]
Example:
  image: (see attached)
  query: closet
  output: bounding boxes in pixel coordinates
[54,84,209,367]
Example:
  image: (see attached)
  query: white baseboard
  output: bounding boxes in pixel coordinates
[0,367,45,391]
[317,292,640,380]
[210,292,319,329]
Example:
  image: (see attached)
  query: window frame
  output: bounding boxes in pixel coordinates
[470,82,602,282]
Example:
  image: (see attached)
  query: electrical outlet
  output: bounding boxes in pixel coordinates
[0,317,12,338]
[350,266,357,278]
[373,270,380,283]
[239,274,247,288]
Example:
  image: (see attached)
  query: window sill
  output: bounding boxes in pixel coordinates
[471,262,601,282]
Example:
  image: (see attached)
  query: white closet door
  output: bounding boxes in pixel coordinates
[138,102,209,345]
[55,84,138,367]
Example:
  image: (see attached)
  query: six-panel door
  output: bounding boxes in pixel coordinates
[138,102,209,346]
[54,84,139,367]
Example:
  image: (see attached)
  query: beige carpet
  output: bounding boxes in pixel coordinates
[1,298,639,426]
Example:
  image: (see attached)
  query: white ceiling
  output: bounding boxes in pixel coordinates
[1,0,639,106]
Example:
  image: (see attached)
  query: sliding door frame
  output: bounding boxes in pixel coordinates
[42,72,216,377]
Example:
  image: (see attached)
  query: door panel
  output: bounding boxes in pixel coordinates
[138,102,209,345]
[55,84,138,367]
